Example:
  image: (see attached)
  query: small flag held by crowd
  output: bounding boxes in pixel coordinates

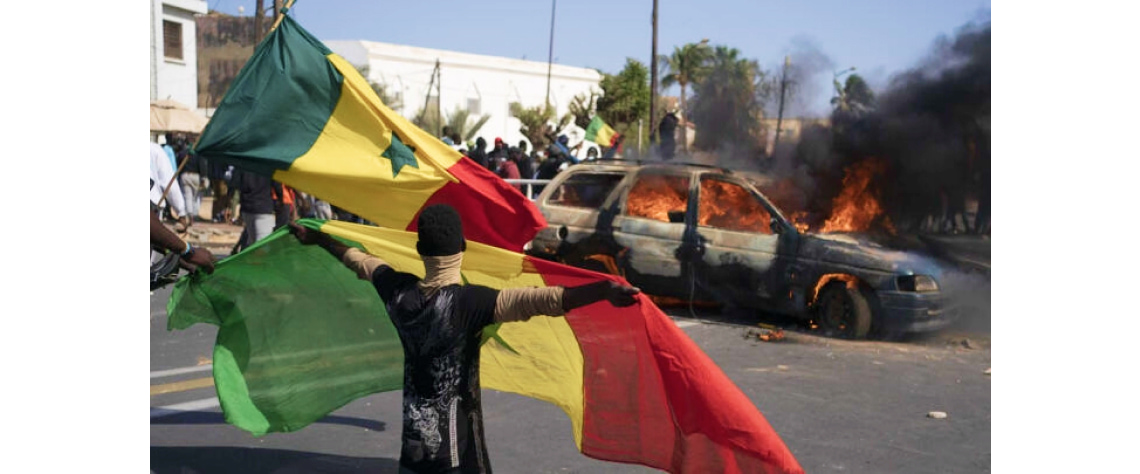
[583,116,618,148]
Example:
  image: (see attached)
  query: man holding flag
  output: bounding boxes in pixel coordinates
[290,205,639,473]
[174,9,804,474]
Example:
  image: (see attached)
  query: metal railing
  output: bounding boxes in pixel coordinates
[504,179,552,200]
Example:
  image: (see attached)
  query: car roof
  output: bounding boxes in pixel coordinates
[565,159,737,175]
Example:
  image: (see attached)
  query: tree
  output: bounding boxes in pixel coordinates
[569,92,600,130]
[413,106,491,143]
[510,102,571,152]
[831,74,875,116]
[597,59,650,127]
[354,64,403,111]
[659,42,713,148]
[829,74,878,155]
[688,46,767,152]
[596,58,651,150]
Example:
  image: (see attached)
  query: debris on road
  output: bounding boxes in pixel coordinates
[927,411,948,419]
[744,328,786,342]
[943,337,975,350]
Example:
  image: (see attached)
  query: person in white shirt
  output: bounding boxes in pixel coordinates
[150,141,188,228]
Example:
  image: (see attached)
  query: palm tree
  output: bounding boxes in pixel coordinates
[445,107,492,143]
[353,64,403,110]
[413,106,491,144]
[659,42,712,149]
[689,46,765,151]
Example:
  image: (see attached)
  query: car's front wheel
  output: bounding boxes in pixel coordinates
[816,282,873,339]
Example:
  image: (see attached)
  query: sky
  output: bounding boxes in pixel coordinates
[207,0,990,117]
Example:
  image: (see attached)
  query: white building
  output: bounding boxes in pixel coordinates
[325,39,604,152]
[150,0,208,108]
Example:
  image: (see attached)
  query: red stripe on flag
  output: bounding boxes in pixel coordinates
[408,157,546,252]
[528,257,804,474]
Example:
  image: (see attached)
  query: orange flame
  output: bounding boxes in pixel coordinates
[820,158,888,234]
[627,175,689,222]
[698,179,771,233]
[789,211,811,233]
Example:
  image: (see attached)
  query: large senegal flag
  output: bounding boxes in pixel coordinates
[583,116,618,146]
[192,16,542,251]
[168,219,804,474]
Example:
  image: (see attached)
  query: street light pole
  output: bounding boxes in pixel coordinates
[649,0,659,149]
[545,0,556,111]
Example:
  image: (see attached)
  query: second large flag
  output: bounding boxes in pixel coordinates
[192,15,544,251]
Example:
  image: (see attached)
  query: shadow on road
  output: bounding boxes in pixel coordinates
[151,446,401,474]
[665,297,990,347]
[151,411,387,432]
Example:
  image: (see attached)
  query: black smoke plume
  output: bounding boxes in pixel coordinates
[766,19,991,235]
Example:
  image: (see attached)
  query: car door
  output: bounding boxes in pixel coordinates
[692,174,793,309]
[610,169,694,297]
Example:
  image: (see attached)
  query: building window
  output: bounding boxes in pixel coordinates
[163,20,183,60]
[467,98,481,115]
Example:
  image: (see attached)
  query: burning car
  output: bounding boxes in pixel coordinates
[526,161,953,339]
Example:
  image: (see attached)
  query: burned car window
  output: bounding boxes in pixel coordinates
[547,172,625,209]
[698,177,772,234]
[626,174,690,223]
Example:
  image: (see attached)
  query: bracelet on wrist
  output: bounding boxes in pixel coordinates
[181,242,194,257]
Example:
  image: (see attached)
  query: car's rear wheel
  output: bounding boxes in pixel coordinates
[816,282,873,340]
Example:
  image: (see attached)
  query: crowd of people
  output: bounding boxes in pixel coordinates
[444,126,624,198]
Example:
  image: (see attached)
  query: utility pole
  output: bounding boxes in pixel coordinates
[772,56,790,157]
[421,60,441,136]
[649,0,659,146]
[436,59,442,137]
[545,0,556,111]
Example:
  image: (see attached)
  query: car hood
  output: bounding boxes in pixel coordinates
[800,233,943,277]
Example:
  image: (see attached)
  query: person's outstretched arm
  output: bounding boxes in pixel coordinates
[493,280,640,323]
[289,222,389,280]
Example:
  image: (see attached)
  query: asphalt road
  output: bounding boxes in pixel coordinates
[151,283,991,474]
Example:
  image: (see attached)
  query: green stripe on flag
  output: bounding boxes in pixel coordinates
[193,16,344,177]
[167,221,404,435]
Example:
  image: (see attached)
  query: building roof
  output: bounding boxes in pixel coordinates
[325,39,603,83]
[162,0,208,15]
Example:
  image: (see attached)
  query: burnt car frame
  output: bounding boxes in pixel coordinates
[526,161,952,339]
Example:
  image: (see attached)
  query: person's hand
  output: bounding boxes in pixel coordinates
[605,281,640,307]
[175,216,191,232]
[289,221,330,246]
[180,246,216,274]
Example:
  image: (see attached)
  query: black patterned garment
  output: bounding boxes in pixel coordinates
[371,265,501,474]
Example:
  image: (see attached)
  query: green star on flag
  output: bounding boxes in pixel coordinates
[382,132,418,177]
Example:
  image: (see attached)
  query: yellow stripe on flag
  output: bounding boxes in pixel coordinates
[319,221,587,447]
[274,54,465,230]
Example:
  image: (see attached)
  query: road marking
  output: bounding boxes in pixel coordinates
[151,377,215,396]
[151,365,212,379]
[151,397,220,419]
[674,320,699,328]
